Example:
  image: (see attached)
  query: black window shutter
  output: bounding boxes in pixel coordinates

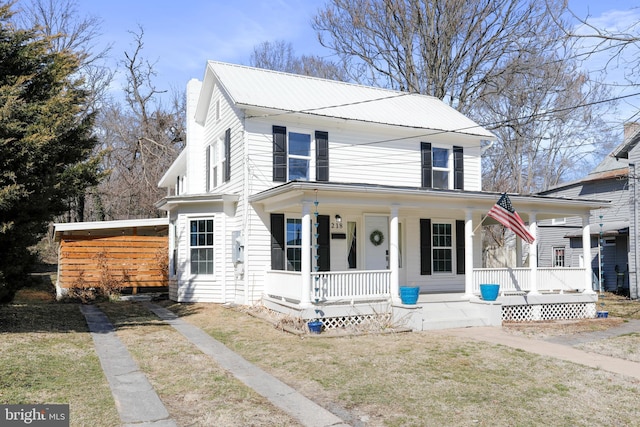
[205,145,211,191]
[456,220,465,274]
[420,219,432,275]
[273,126,287,182]
[270,214,285,270]
[317,215,330,271]
[315,131,329,182]
[421,142,432,188]
[453,146,463,190]
[224,128,231,182]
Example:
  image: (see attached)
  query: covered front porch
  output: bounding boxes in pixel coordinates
[251,182,608,330]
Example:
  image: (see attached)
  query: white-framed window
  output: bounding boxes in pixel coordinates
[288,132,311,181]
[432,222,453,272]
[190,219,214,275]
[431,147,451,189]
[553,246,565,267]
[286,218,303,271]
[551,217,566,225]
[208,138,225,190]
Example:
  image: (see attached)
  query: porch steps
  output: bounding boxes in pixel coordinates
[393,295,502,331]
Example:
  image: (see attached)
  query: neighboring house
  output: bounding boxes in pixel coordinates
[156,61,608,330]
[538,123,640,300]
[612,123,640,300]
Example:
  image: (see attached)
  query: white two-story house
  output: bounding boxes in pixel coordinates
[157,61,608,330]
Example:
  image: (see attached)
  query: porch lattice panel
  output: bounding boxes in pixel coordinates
[502,302,597,322]
[320,313,392,330]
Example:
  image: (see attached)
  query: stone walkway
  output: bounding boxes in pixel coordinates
[80,305,177,427]
[436,321,640,380]
[143,302,350,427]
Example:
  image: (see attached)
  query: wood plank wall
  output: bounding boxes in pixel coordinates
[58,235,168,291]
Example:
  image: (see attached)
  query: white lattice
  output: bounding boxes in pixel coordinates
[320,313,392,330]
[502,303,596,322]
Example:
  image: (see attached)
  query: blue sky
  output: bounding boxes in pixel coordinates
[70,0,640,128]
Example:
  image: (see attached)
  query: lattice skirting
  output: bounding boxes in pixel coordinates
[502,302,597,322]
[315,313,392,330]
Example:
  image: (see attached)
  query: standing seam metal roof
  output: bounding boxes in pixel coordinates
[207,61,495,139]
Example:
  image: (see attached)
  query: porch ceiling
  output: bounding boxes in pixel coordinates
[249,182,609,220]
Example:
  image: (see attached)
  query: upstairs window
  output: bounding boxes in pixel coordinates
[273,126,329,182]
[207,129,231,191]
[432,147,450,189]
[421,143,463,190]
[288,132,311,181]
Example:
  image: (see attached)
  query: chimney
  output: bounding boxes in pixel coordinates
[624,122,640,143]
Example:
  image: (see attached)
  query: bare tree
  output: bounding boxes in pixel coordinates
[87,27,185,220]
[313,0,577,113]
[250,40,348,81]
[313,0,615,192]
[14,0,113,113]
[478,50,616,194]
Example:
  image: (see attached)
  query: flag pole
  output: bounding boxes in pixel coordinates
[472,214,489,235]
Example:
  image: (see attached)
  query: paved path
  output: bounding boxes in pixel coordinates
[436,323,640,381]
[143,302,350,427]
[80,305,178,427]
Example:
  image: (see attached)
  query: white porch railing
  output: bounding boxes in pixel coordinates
[472,267,587,294]
[265,267,588,304]
[312,270,390,302]
[265,270,391,303]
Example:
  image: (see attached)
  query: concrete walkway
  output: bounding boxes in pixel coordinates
[143,302,350,427]
[80,305,178,427]
[436,322,640,380]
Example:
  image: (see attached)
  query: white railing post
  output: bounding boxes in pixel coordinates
[301,201,312,307]
[582,215,595,294]
[529,212,539,295]
[390,205,400,304]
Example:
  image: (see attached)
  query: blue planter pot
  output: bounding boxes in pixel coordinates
[480,284,500,301]
[399,286,420,304]
[308,320,323,334]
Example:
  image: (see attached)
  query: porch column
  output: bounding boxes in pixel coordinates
[390,205,400,304]
[300,201,312,307]
[464,209,474,299]
[529,213,539,295]
[582,215,595,294]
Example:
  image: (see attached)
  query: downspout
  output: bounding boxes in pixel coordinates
[243,125,250,305]
[631,163,638,300]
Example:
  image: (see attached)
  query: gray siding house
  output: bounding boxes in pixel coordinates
[538,124,639,298]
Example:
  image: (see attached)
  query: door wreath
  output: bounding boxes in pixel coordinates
[369,229,384,246]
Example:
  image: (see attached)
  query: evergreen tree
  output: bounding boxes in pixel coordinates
[0,3,99,301]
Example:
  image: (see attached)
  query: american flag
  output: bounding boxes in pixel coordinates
[487,193,535,244]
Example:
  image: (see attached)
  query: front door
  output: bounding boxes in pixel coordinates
[365,215,389,270]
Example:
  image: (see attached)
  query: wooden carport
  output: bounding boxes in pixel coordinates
[54,218,169,299]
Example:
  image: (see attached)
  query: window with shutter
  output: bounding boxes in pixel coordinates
[421,143,464,190]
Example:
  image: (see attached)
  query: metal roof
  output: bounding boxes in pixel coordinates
[204,61,496,140]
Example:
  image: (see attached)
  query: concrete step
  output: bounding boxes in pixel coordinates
[392,300,502,331]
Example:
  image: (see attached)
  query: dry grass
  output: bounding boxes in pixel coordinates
[4,281,640,427]
[0,283,120,426]
[157,300,640,427]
